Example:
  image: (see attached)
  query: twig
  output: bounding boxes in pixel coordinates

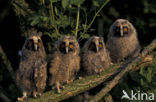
[50,0,60,36]
[75,5,80,38]
[0,92,11,102]
[83,0,110,34]
[104,94,114,102]
[0,45,16,84]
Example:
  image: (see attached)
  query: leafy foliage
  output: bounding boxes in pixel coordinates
[111,60,156,102]
[12,0,110,52]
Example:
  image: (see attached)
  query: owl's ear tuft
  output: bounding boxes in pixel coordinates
[37,32,42,37]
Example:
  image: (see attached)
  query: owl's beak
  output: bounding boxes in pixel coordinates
[120,25,123,37]
[95,41,99,52]
[34,44,38,51]
[65,47,68,53]
[96,46,99,52]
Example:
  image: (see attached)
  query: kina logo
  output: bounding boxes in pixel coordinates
[121,90,154,101]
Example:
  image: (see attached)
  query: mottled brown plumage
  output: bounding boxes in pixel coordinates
[81,36,111,75]
[48,36,80,93]
[106,19,141,63]
[16,32,47,100]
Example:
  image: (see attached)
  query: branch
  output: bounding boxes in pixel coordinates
[75,5,80,39]
[22,39,156,102]
[104,94,114,102]
[0,92,11,102]
[23,65,120,102]
[0,45,16,84]
[89,39,156,102]
[83,0,110,34]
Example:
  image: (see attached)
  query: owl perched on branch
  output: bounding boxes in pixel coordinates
[48,36,80,93]
[106,19,141,63]
[81,36,111,75]
[16,31,47,101]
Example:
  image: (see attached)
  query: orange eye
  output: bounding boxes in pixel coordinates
[99,44,102,48]
[124,27,128,32]
[69,44,74,49]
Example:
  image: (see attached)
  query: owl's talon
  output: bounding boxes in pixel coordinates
[56,88,61,93]
[79,77,83,80]
[66,80,70,84]
[56,82,61,93]
[17,96,27,102]
[60,85,64,89]
[66,80,73,84]
[37,93,42,98]
[18,91,27,101]
[17,97,23,102]
[33,91,38,98]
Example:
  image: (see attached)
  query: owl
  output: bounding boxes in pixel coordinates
[106,19,141,63]
[48,36,80,93]
[81,36,111,75]
[16,31,47,101]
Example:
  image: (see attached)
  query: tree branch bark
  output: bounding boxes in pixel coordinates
[0,92,11,102]
[0,45,16,84]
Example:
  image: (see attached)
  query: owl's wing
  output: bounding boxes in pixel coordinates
[74,56,80,73]
[34,60,47,92]
[48,52,61,75]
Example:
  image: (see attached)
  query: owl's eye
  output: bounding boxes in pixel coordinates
[59,42,66,53]
[69,43,74,52]
[38,39,41,42]
[26,39,34,50]
[61,42,65,48]
[114,26,120,36]
[89,42,96,52]
[69,44,74,49]
[38,39,41,48]
[123,26,128,34]
[99,42,103,49]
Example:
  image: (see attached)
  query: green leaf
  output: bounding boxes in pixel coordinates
[92,0,100,7]
[40,16,49,22]
[62,0,70,9]
[55,7,59,16]
[51,0,60,3]
[30,16,40,26]
[147,68,152,83]
[70,0,85,6]
[80,33,90,39]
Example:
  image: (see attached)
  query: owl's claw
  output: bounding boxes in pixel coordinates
[55,82,64,93]
[66,80,70,84]
[78,77,83,80]
[33,91,37,98]
[66,80,73,84]
[60,85,64,89]
[17,97,27,102]
[56,82,61,93]
[17,92,27,102]
[37,93,42,98]
[33,91,42,98]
